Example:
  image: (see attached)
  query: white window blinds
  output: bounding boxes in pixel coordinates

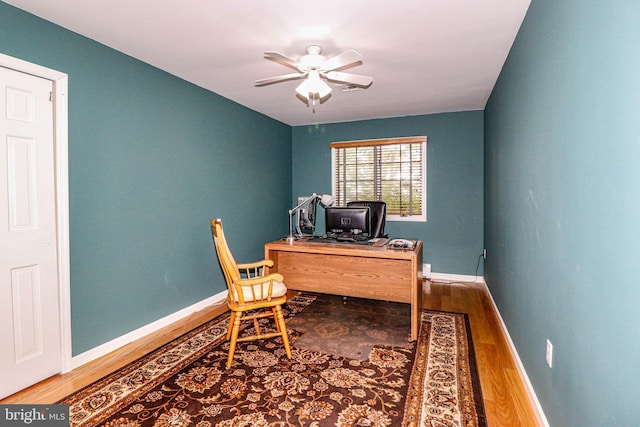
[331,136,427,220]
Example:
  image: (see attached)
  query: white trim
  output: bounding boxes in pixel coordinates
[430,271,484,284]
[71,291,227,369]
[480,279,550,427]
[54,72,72,373]
[0,54,72,372]
[0,54,67,81]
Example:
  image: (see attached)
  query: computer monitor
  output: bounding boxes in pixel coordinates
[325,206,371,236]
[295,196,319,235]
[346,201,387,238]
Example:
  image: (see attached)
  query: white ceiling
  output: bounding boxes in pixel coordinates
[5,0,530,126]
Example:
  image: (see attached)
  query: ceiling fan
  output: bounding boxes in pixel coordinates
[255,45,373,108]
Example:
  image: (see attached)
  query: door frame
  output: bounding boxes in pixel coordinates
[0,53,72,373]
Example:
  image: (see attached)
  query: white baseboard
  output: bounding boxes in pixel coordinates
[69,291,227,371]
[479,279,550,427]
[430,271,484,284]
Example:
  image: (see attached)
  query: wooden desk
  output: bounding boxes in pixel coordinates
[264,238,423,341]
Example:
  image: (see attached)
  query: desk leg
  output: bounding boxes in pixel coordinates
[410,282,419,341]
[410,258,423,341]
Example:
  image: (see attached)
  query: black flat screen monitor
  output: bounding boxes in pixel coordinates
[325,207,371,236]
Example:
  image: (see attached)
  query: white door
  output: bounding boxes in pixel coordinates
[0,66,62,398]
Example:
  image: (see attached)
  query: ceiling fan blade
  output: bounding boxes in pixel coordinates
[254,72,305,86]
[263,51,300,70]
[320,50,363,71]
[322,71,373,88]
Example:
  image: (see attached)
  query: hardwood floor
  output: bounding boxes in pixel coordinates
[425,280,543,427]
[1,281,543,426]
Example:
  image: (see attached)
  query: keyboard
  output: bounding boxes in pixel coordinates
[335,232,369,242]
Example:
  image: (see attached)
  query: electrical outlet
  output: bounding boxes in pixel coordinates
[546,339,553,368]
[482,248,487,259]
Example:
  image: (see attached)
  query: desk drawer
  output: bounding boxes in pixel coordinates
[275,251,412,303]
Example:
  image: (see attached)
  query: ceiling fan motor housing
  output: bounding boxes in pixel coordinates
[297,45,326,71]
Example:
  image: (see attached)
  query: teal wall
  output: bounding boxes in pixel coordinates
[0,3,292,355]
[293,112,484,276]
[485,1,640,425]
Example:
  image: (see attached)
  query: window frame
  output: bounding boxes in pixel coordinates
[330,136,427,222]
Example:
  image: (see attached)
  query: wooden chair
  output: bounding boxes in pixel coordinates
[210,219,291,368]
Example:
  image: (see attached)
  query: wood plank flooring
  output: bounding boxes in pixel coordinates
[425,281,543,427]
[1,281,543,426]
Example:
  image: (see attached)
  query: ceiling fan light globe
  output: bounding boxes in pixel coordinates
[296,72,332,99]
[295,81,310,99]
[315,80,332,98]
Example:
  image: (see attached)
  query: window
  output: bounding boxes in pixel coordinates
[331,136,427,221]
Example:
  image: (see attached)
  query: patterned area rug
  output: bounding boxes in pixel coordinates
[60,293,486,427]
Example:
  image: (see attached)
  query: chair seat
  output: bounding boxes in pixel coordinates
[232,280,287,303]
